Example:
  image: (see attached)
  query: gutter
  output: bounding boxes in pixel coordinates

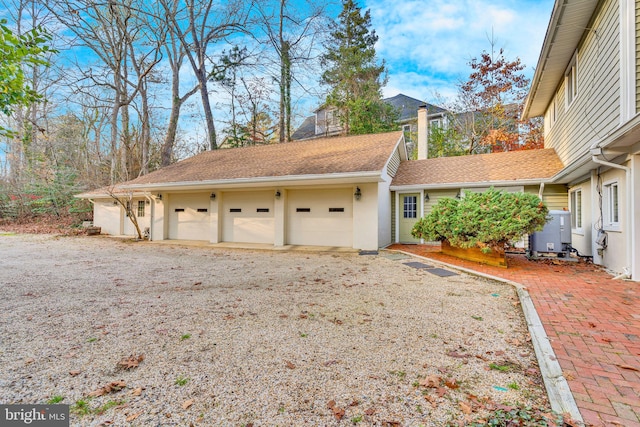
[123,171,384,191]
[390,178,554,192]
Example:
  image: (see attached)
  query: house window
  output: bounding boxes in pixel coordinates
[403,124,412,142]
[570,189,582,230]
[137,201,145,217]
[403,195,417,219]
[565,53,578,107]
[604,181,620,229]
[429,118,442,130]
[326,110,339,127]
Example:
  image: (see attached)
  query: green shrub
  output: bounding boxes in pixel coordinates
[412,188,549,253]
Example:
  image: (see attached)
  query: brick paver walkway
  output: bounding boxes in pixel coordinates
[388,244,640,427]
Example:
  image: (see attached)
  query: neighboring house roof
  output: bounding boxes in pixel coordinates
[383,94,446,122]
[84,132,403,193]
[291,94,447,140]
[290,115,316,140]
[391,148,564,188]
[523,0,599,118]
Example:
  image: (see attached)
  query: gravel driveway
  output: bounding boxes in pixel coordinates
[0,234,551,426]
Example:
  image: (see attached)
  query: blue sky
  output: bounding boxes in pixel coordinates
[363,0,555,105]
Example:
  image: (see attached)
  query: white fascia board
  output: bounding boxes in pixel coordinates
[122,171,384,192]
[390,178,552,192]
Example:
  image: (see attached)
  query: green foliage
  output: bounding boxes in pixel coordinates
[347,98,398,135]
[320,0,391,134]
[412,189,549,252]
[427,118,467,158]
[0,19,55,135]
[47,395,64,404]
[464,404,565,426]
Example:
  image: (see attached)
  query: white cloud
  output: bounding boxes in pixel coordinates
[366,0,554,104]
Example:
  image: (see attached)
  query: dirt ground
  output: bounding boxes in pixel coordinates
[0,233,554,426]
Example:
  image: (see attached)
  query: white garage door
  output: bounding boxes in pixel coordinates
[222,191,275,243]
[94,201,121,236]
[169,193,210,240]
[287,189,353,247]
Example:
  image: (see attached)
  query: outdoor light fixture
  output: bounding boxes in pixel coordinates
[354,187,362,201]
[146,199,150,205]
[455,191,461,199]
[275,190,281,199]
[424,193,430,202]
[210,192,216,200]
[156,194,162,201]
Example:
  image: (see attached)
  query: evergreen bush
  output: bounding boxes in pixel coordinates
[411,188,549,253]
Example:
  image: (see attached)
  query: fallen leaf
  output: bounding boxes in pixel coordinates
[24,358,35,365]
[126,412,142,422]
[88,380,126,397]
[382,421,401,427]
[69,370,81,377]
[424,394,437,407]
[284,360,296,369]
[330,405,344,420]
[131,387,143,396]
[459,401,472,414]
[327,400,336,409]
[364,407,376,415]
[182,399,194,410]
[118,354,144,370]
[436,387,447,397]
[193,282,202,286]
[419,374,441,388]
[444,379,459,389]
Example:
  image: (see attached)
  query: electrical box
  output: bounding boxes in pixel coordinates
[529,210,571,257]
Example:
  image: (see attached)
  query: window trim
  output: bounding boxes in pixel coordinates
[403,195,417,219]
[569,188,583,233]
[603,180,621,231]
[137,200,145,218]
[565,51,578,108]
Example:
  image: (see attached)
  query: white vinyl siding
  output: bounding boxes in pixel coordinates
[544,0,621,166]
[636,0,640,112]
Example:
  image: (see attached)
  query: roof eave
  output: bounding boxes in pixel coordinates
[390,178,555,192]
[122,171,386,192]
[523,0,599,119]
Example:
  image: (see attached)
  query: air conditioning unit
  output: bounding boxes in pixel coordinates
[528,210,571,257]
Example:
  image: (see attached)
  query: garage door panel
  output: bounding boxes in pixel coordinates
[288,189,353,247]
[222,191,275,243]
[169,194,210,241]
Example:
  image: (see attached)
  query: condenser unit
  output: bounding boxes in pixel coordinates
[528,210,571,257]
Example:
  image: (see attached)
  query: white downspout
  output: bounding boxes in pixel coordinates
[591,151,632,279]
[538,182,545,200]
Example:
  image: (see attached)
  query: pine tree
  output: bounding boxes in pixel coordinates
[320,0,394,135]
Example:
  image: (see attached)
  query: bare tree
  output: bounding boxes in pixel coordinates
[43,0,162,182]
[158,0,251,150]
[253,0,328,143]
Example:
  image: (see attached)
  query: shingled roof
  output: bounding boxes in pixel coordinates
[392,148,564,188]
[119,131,403,188]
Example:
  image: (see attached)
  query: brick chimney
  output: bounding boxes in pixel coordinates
[417,105,428,160]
